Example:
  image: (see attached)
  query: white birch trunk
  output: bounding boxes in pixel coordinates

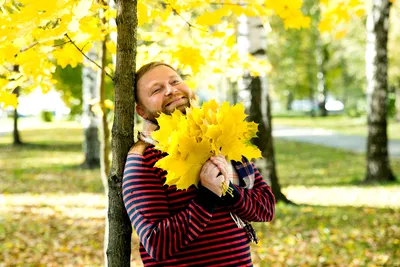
[82,46,100,168]
[241,16,290,203]
[365,0,395,181]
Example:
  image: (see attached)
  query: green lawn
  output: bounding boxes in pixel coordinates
[274,139,400,187]
[0,120,399,266]
[273,115,400,140]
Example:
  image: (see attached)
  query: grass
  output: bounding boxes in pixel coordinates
[274,139,400,187]
[0,119,399,266]
[0,121,104,194]
[251,204,399,266]
[273,115,400,140]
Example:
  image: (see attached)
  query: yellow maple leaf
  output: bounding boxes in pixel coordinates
[152,100,262,190]
[0,89,18,109]
[155,137,212,190]
[195,7,230,26]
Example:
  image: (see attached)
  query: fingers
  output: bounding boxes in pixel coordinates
[200,160,220,178]
[211,154,227,164]
[210,156,228,171]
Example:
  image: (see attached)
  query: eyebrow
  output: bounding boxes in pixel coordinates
[147,75,180,89]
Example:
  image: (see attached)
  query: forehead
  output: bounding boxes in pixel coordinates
[137,65,178,89]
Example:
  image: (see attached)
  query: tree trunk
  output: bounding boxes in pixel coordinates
[365,0,396,182]
[12,65,22,146]
[229,81,238,105]
[246,16,292,204]
[82,47,101,168]
[13,87,22,145]
[99,39,111,190]
[307,55,316,117]
[98,3,111,193]
[316,41,328,117]
[341,57,351,108]
[248,77,292,203]
[306,7,317,118]
[286,91,293,111]
[99,36,112,264]
[106,0,137,265]
[396,78,400,122]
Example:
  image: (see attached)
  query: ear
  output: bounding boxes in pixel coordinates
[136,104,147,120]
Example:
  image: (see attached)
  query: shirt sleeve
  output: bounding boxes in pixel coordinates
[122,153,220,261]
[221,163,275,222]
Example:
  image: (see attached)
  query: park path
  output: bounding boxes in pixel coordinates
[2,119,400,159]
[273,125,400,159]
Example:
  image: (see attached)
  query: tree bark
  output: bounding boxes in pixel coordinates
[316,41,328,117]
[396,78,400,122]
[99,39,111,190]
[248,77,292,203]
[106,0,137,265]
[365,0,396,182]
[341,57,351,107]
[12,65,22,146]
[229,81,238,105]
[246,16,292,204]
[82,47,101,168]
[13,88,22,146]
[99,36,112,265]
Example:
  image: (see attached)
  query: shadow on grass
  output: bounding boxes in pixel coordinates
[290,202,399,211]
[0,142,82,152]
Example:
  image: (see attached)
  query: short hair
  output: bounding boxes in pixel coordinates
[135,62,177,103]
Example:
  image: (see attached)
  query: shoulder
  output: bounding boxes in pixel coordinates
[128,140,150,156]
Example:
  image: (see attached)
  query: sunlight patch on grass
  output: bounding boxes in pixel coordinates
[2,193,105,207]
[283,185,400,208]
[273,116,400,140]
[1,193,107,219]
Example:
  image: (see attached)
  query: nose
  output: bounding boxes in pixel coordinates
[165,83,177,96]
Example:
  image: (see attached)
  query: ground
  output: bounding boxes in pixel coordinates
[0,118,399,266]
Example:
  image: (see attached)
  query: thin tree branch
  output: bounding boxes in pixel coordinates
[65,33,113,80]
[53,40,72,47]
[164,1,208,32]
[14,42,39,57]
[19,42,39,53]
[14,39,72,58]
[81,42,90,52]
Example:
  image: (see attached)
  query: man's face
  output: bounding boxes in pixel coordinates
[136,65,194,122]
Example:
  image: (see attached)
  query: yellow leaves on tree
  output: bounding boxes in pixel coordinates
[195,7,231,26]
[53,44,85,69]
[264,0,311,29]
[151,99,262,190]
[0,0,107,105]
[173,47,205,75]
[0,79,18,108]
[0,0,313,108]
[319,0,365,37]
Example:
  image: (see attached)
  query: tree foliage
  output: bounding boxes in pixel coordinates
[0,0,314,109]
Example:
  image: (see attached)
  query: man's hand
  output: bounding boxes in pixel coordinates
[199,160,225,197]
[199,154,231,197]
[210,154,232,186]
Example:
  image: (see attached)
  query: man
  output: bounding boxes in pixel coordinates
[122,62,275,266]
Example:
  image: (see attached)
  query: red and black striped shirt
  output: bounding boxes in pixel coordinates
[122,145,275,266]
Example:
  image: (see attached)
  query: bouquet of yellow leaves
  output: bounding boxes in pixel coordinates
[151,99,262,191]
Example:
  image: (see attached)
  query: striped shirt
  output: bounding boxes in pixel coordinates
[122,145,275,266]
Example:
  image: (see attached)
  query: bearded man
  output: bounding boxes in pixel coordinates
[122,62,275,266]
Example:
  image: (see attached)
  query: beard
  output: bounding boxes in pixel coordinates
[163,97,191,115]
[146,95,193,124]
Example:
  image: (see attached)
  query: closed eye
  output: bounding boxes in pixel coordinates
[152,88,162,95]
[171,79,180,85]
